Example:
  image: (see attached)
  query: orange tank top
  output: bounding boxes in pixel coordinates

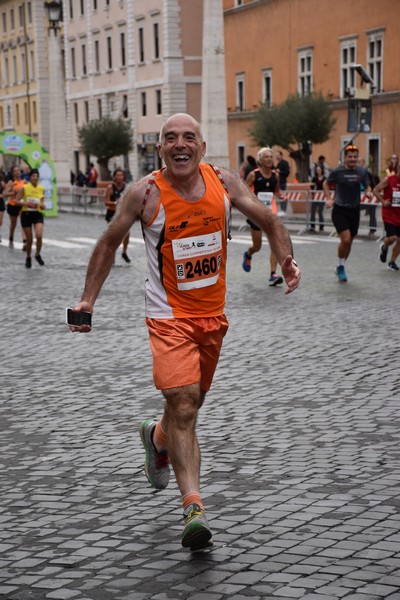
[142,163,232,319]
[8,179,25,206]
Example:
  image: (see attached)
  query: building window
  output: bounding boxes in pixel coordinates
[262,69,272,107]
[2,12,7,33]
[122,94,128,118]
[32,100,37,123]
[97,98,102,118]
[27,2,32,24]
[24,101,28,124]
[10,8,15,30]
[18,4,24,28]
[12,54,17,84]
[71,47,76,78]
[141,92,147,117]
[16,103,20,126]
[5,57,9,85]
[237,144,245,170]
[21,51,26,82]
[236,74,245,112]
[80,0,84,16]
[298,48,313,96]
[153,22,160,59]
[156,89,162,115]
[81,44,87,75]
[367,32,383,93]
[74,102,79,123]
[93,0,98,9]
[138,27,144,63]
[84,100,89,122]
[107,36,112,69]
[94,40,100,71]
[105,0,110,6]
[0,106,4,129]
[340,39,357,98]
[29,50,35,80]
[120,32,126,67]
[69,0,73,19]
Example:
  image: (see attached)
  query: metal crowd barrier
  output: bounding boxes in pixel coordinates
[233,189,381,236]
[57,185,107,216]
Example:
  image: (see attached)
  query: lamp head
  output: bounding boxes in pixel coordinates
[44,1,63,28]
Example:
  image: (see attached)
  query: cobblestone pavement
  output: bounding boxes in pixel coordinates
[1,211,399,600]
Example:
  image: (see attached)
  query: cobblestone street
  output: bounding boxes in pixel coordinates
[1,211,400,600]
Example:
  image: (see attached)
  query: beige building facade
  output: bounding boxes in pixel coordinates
[0,1,49,151]
[63,0,204,179]
[223,0,400,179]
[0,0,204,179]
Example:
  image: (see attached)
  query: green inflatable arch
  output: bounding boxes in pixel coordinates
[0,131,58,216]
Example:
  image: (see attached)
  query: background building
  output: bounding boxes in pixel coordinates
[0,2,46,164]
[63,0,204,180]
[223,0,400,179]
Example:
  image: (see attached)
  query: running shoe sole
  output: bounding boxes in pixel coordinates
[182,520,213,551]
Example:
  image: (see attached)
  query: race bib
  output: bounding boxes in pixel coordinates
[26,196,40,211]
[257,191,273,207]
[172,231,222,291]
[392,191,400,207]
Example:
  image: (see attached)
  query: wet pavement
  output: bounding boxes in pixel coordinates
[1,210,400,600]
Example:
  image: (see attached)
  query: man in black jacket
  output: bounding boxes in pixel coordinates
[275,150,290,216]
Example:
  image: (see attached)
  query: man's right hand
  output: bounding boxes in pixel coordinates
[68,301,93,333]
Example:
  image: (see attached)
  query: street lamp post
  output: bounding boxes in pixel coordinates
[44,1,70,185]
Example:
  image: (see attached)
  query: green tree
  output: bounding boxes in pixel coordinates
[250,94,336,182]
[78,117,133,180]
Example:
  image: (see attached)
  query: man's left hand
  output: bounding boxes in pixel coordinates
[281,255,301,295]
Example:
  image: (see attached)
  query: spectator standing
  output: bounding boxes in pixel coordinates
[69,113,301,551]
[241,155,257,180]
[323,144,372,282]
[76,170,87,187]
[309,164,326,232]
[105,168,130,263]
[373,160,400,271]
[310,155,330,179]
[358,158,379,237]
[385,154,398,177]
[86,163,98,188]
[275,150,290,216]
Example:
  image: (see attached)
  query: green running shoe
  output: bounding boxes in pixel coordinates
[139,419,170,490]
[182,503,213,551]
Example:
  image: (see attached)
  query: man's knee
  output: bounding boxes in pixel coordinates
[164,386,204,426]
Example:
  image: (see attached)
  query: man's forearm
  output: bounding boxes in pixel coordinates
[81,238,116,306]
[265,217,294,264]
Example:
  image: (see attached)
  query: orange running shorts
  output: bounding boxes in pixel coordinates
[146,315,229,392]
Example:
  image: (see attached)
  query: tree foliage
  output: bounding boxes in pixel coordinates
[78,117,133,180]
[250,94,336,182]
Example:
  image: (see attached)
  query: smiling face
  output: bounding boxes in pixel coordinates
[158,114,206,178]
[30,172,39,185]
[258,149,274,169]
[344,150,359,169]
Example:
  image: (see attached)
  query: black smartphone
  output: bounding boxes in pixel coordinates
[66,308,92,327]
